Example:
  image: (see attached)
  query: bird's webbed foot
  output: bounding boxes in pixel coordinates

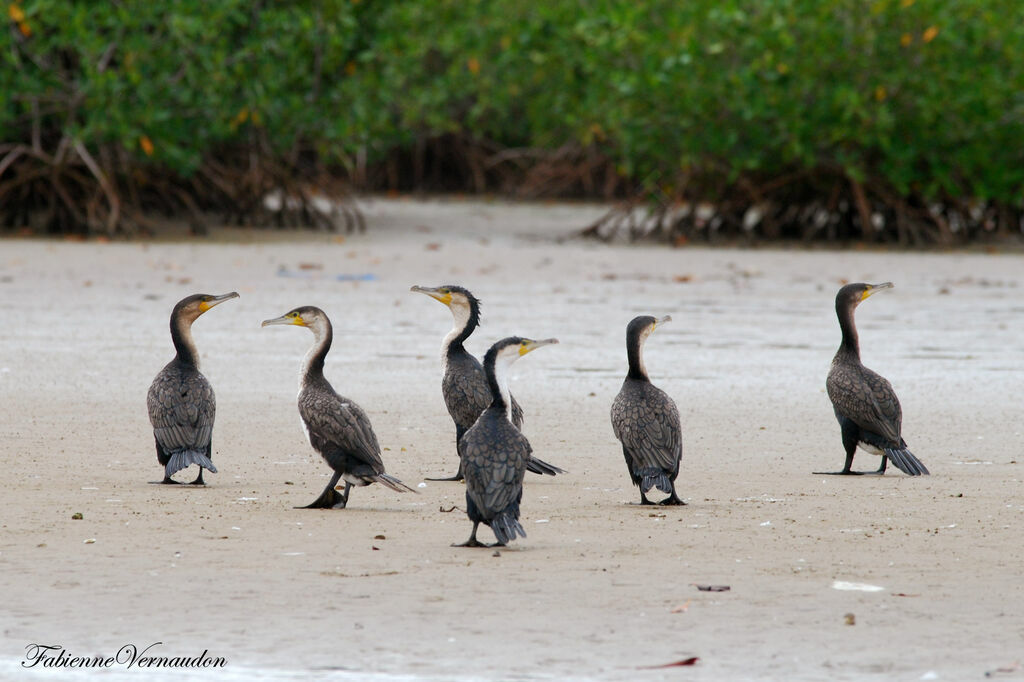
[659,494,687,506]
[425,472,465,482]
[812,470,881,476]
[297,487,347,509]
[149,476,183,485]
[451,537,489,548]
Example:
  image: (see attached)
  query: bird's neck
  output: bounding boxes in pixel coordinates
[170,316,200,368]
[486,353,514,422]
[626,333,649,381]
[836,303,861,361]
[442,301,478,359]
[301,318,333,388]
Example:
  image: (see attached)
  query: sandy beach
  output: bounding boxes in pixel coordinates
[1,198,1022,681]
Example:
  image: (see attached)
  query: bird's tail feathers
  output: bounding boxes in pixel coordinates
[638,468,673,494]
[166,450,218,478]
[885,448,930,476]
[374,473,418,494]
[490,510,526,545]
[526,456,567,476]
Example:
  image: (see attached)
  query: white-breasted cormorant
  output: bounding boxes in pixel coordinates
[262,306,416,508]
[610,315,685,505]
[455,336,559,547]
[147,292,238,485]
[410,284,565,480]
[818,282,929,476]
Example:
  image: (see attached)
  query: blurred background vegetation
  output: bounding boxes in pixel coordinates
[2,0,1022,244]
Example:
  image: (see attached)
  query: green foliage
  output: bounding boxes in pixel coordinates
[1,1,363,169]
[354,0,1024,204]
[2,0,1022,236]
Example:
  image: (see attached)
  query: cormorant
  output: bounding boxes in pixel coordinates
[262,306,416,508]
[410,284,565,480]
[455,336,559,547]
[147,292,238,485]
[610,315,685,505]
[818,282,929,476]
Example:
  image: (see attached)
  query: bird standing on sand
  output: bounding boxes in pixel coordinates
[148,292,238,485]
[410,284,565,480]
[455,336,559,547]
[262,306,416,508]
[610,315,685,505]
[818,282,929,476]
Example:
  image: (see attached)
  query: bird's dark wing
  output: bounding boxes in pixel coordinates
[299,388,384,472]
[827,362,902,445]
[442,352,493,430]
[461,413,528,518]
[610,380,682,475]
[147,365,215,452]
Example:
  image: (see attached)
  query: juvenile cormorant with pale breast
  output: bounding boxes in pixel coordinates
[262,306,416,508]
[147,292,238,485]
[610,315,684,505]
[455,336,559,547]
[410,284,565,480]
[818,282,929,476]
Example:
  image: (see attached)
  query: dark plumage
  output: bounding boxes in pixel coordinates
[610,315,684,505]
[262,306,416,508]
[147,292,238,485]
[411,284,564,480]
[818,282,929,476]
[455,336,559,547]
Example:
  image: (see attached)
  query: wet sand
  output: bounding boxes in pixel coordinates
[1,198,1022,680]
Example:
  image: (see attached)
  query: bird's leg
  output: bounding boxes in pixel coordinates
[339,481,352,505]
[189,469,206,486]
[149,475,183,485]
[297,471,345,509]
[639,489,656,505]
[874,456,888,475]
[451,521,488,548]
[659,486,687,506]
[426,431,466,481]
[814,430,872,475]
[814,451,862,475]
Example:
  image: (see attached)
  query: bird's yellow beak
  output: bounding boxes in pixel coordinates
[410,285,452,306]
[862,282,894,300]
[261,314,305,328]
[519,338,559,356]
[198,291,239,313]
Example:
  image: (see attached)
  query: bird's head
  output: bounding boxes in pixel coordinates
[626,314,671,347]
[261,306,330,333]
[836,282,893,311]
[410,284,481,330]
[173,291,239,325]
[487,336,559,366]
